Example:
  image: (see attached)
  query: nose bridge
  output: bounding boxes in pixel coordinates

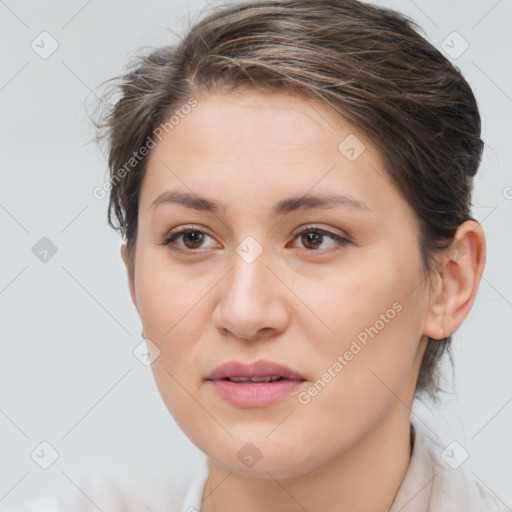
[214,236,288,340]
[227,239,273,309]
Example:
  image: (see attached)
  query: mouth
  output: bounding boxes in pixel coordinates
[206,359,307,382]
[206,360,307,408]
[219,375,290,384]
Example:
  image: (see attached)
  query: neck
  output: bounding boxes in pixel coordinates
[199,404,413,512]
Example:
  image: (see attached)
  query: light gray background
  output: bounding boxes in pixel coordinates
[1,0,511,509]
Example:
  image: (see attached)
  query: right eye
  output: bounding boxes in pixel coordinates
[159,226,219,253]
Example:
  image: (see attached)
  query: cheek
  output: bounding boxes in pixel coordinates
[134,252,209,408]
[295,250,425,413]
[313,302,421,401]
[138,273,209,433]
[135,247,204,338]
[291,307,423,459]
[298,245,421,350]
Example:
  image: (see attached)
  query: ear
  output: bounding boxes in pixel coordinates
[422,220,486,340]
[120,244,138,312]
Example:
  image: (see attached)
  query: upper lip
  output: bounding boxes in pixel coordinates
[206,360,307,381]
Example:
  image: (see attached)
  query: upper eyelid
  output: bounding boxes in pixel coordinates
[291,223,348,239]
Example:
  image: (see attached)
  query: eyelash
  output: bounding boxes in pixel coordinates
[158,224,352,254]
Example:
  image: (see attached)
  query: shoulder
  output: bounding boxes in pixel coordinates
[474,479,510,512]
[404,417,507,512]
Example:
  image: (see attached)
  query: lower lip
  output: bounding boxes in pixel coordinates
[207,379,305,408]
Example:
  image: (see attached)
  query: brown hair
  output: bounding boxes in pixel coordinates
[92,0,483,400]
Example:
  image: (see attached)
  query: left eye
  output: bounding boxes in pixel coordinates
[291,226,351,251]
[159,225,351,253]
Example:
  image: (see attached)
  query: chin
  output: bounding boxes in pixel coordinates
[202,435,327,480]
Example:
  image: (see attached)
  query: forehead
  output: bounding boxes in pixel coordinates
[158,89,355,152]
[139,90,408,222]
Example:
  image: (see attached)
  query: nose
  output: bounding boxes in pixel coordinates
[212,249,290,342]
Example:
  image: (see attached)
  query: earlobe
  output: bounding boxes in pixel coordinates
[120,244,138,311]
[422,220,486,341]
[120,243,128,266]
[422,266,446,340]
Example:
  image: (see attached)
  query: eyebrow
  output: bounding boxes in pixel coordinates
[150,190,372,215]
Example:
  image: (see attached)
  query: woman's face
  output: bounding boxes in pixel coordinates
[123,90,435,478]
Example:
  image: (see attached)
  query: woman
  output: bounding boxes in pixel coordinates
[38,0,505,510]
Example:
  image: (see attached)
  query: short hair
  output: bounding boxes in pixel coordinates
[92,0,484,400]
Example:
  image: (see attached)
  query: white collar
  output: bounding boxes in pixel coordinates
[388,415,491,511]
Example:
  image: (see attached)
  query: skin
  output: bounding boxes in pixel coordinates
[120,89,486,512]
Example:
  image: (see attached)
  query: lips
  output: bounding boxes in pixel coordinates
[206,360,307,408]
[206,360,307,382]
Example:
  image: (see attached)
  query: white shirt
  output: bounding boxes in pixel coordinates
[17,416,507,511]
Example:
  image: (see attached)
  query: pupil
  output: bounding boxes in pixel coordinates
[185,232,203,248]
[304,232,321,248]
